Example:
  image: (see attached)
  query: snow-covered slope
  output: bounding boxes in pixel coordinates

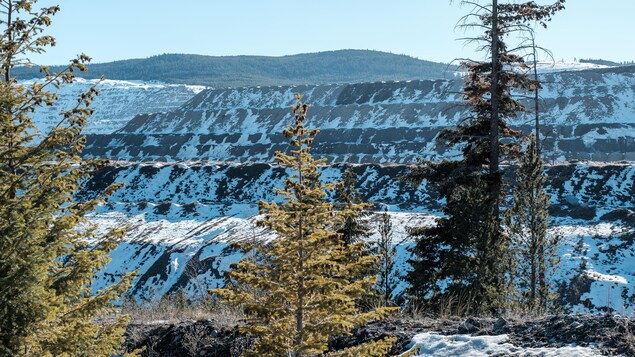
[91,207,635,314]
[30,65,630,312]
[535,61,612,73]
[80,66,635,162]
[27,78,204,135]
[83,161,635,313]
[81,162,635,219]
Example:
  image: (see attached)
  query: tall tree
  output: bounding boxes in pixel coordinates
[375,208,399,306]
[214,95,395,357]
[405,0,564,314]
[506,136,560,314]
[334,165,372,245]
[0,1,133,355]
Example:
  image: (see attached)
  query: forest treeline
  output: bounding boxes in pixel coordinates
[12,50,456,88]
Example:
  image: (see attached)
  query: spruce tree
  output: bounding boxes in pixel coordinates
[0,1,133,355]
[214,95,396,357]
[375,208,398,306]
[405,0,564,314]
[334,165,372,245]
[506,136,560,314]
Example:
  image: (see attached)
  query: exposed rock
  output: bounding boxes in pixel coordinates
[83,161,635,312]
[124,321,252,357]
[123,315,635,356]
[80,162,635,218]
[79,67,635,162]
[493,317,508,333]
[28,79,204,135]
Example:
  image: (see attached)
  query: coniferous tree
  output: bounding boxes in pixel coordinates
[334,165,372,245]
[506,136,560,314]
[0,1,134,355]
[214,95,395,357]
[405,0,564,314]
[375,208,398,306]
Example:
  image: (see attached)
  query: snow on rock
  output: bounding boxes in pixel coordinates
[89,205,635,312]
[89,205,432,301]
[28,66,630,312]
[535,61,611,73]
[79,66,635,162]
[584,271,628,285]
[553,222,635,314]
[79,161,635,221]
[80,160,635,311]
[406,332,602,357]
[25,78,204,135]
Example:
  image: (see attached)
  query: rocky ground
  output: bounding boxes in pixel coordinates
[123,314,635,356]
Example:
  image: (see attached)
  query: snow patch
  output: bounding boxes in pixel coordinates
[407,332,601,356]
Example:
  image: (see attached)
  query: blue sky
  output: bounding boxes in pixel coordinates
[30,0,634,65]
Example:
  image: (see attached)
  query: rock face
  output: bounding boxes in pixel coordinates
[34,65,631,313]
[28,78,204,135]
[84,161,635,313]
[82,162,635,218]
[81,66,635,162]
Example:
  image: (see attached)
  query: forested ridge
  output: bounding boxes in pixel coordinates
[13,50,456,88]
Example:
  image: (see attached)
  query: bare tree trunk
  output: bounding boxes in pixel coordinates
[294,133,306,356]
[4,0,16,200]
[490,0,500,221]
[4,0,12,83]
[532,37,541,155]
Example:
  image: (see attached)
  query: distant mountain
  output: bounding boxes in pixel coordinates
[12,50,457,88]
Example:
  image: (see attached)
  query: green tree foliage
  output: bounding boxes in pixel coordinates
[405,0,564,315]
[0,1,133,355]
[506,136,560,314]
[214,95,395,356]
[334,165,372,245]
[375,208,398,305]
[11,50,457,87]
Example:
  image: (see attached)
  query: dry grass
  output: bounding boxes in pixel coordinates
[121,295,245,328]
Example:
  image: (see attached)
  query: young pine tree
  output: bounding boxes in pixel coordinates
[506,136,560,314]
[0,1,133,355]
[334,165,372,245]
[375,208,399,306]
[214,95,396,357]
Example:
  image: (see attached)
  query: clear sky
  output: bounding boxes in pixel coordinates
[28,0,635,65]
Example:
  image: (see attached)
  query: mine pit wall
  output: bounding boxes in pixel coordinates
[85,161,635,312]
[80,67,635,163]
[83,123,635,163]
[80,162,635,223]
[82,68,635,310]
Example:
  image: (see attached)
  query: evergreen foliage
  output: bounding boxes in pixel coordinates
[334,165,372,245]
[405,0,564,315]
[12,50,457,87]
[0,1,133,355]
[375,208,399,305]
[506,136,560,314]
[214,95,396,356]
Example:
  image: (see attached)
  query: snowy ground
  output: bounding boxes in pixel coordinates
[535,61,611,73]
[23,78,203,135]
[87,202,635,315]
[406,333,602,356]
